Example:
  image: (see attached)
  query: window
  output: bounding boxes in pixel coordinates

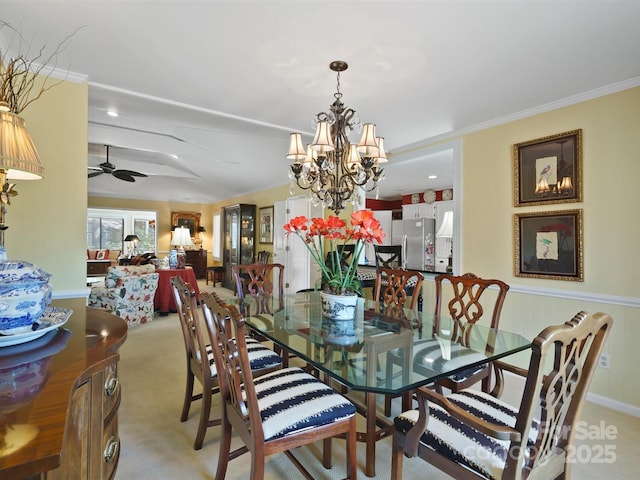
[88,208,157,254]
[212,212,221,260]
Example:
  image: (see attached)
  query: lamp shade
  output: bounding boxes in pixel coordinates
[124,235,139,242]
[171,226,193,247]
[0,111,44,179]
[311,121,335,152]
[356,123,379,156]
[286,133,307,161]
[375,137,388,163]
[436,211,454,238]
[198,226,206,233]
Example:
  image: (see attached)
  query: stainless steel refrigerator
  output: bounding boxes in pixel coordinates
[391,218,436,271]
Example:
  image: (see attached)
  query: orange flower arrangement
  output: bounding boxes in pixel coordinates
[284,210,385,294]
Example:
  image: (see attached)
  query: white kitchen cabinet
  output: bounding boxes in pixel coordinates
[402,203,434,219]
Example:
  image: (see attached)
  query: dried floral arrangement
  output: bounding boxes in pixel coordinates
[0,21,79,113]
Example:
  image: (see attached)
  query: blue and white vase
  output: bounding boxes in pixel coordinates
[168,249,178,269]
[320,291,358,321]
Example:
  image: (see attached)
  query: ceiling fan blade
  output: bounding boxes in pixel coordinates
[115,169,147,178]
[88,170,104,178]
[112,170,136,182]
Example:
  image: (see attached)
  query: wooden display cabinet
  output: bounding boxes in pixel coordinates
[223,204,256,289]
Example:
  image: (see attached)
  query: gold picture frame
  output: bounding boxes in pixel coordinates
[259,206,274,244]
[513,129,582,207]
[514,209,583,281]
[171,211,201,237]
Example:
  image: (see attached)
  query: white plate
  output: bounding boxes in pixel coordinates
[0,307,73,347]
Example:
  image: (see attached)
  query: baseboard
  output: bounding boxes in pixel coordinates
[498,370,640,419]
[586,392,640,418]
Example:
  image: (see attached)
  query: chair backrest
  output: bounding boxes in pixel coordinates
[232,263,284,315]
[434,272,509,329]
[201,299,266,444]
[256,250,271,264]
[170,275,212,383]
[324,244,355,270]
[374,245,403,269]
[503,311,613,478]
[374,267,424,310]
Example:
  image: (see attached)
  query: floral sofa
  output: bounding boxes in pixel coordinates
[88,264,159,327]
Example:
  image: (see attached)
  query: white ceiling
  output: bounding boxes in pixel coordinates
[1,1,639,204]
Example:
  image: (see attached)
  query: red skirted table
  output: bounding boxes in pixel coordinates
[154,266,200,314]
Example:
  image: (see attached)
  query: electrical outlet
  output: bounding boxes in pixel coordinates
[598,353,610,369]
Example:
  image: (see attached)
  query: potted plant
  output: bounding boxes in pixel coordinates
[284,209,385,320]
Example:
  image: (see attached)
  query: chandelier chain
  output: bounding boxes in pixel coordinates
[334,70,342,100]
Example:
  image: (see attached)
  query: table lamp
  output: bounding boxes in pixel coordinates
[124,234,139,258]
[436,211,453,273]
[197,225,206,248]
[170,226,193,268]
[0,107,44,250]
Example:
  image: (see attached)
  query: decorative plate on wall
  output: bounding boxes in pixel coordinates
[411,193,420,204]
[442,188,453,201]
[423,189,436,204]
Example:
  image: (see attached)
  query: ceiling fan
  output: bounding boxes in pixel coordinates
[88,145,148,182]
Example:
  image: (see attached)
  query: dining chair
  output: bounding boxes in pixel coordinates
[391,311,613,480]
[232,263,284,314]
[432,272,510,394]
[232,262,288,363]
[374,267,424,309]
[256,250,271,264]
[383,272,509,416]
[170,276,282,450]
[374,267,424,415]
[233,251,271,295]
[373,244,403,269]
[323,244,356,291]
[201,298,358,480]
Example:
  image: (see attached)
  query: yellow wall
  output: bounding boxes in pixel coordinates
[460,86,640,410]
[8,77,88,295]
[463,87,640,295]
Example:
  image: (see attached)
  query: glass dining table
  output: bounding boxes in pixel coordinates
[240,291,531,477]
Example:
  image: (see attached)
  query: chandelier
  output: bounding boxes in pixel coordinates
[286,61,387,214]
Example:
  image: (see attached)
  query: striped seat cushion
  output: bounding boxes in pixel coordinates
[204,337,281,378]
[394,390,539,480]
[251,367,356,441]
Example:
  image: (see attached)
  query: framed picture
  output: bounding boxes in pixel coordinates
[514,209,583,281]
[513,129,582,207]
[171,211,201,237]
[96,249,107,260]
[259,206,274,244]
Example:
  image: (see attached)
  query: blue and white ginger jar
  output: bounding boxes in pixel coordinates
[0,259,53,333]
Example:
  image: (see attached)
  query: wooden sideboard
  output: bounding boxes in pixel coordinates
[184,249,207,279]
[0,298,127,480]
